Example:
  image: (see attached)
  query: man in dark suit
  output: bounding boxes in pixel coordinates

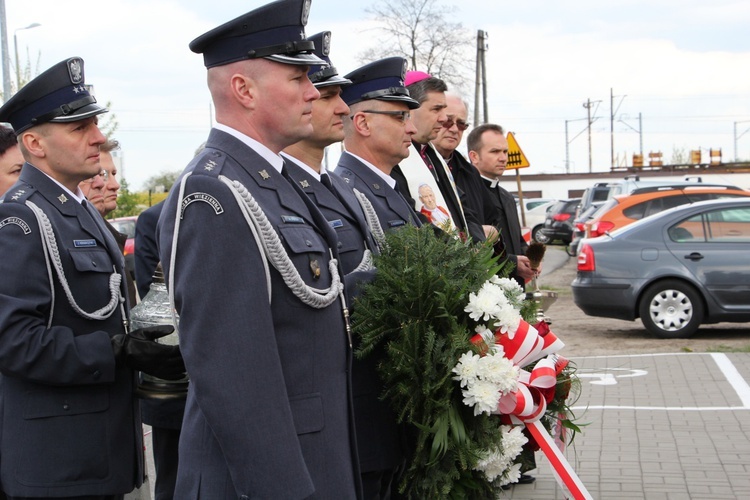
[0,57,183,499]
[391,73,486,242]
[467,123,540,288]
[156,1,360,498]
[334,57,422,235]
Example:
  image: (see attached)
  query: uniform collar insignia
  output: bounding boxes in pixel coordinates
[58,194,69,204]
[300,180,310,188]
[204,159,217,171]
[259,169,271,180]
[373,183,380,190]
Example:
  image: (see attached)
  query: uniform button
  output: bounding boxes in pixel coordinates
[337,242,343,249]
[92,370,101,380]
[92,261,97,267]
[63,403,70,411]
[305,240,312,247]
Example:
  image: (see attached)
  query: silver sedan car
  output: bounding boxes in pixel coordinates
[572,198,750,338]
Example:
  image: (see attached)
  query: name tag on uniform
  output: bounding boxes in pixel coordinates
[281,215,305,224]
[388,220,406,228]
[328,219,343,229]
[74,239,97,248]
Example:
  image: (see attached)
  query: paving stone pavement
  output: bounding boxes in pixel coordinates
[504,352,750,499]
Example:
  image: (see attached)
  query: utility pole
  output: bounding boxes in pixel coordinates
[565,117,588,174]
[0,0,10,102]
[735,120,750,162]
[583,99,597,173]
[609,88,628,170]
[474,30,488,126]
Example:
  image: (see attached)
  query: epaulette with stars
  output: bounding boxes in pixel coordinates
[190,149,227,178]
[2,183,35,204]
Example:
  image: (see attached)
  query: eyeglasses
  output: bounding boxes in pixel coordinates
[82,169,109,184]
[355,110,411,123]
[442,118,470,131]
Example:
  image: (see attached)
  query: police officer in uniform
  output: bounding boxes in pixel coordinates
[281,33,402,500]
[0,58,184,499]
[157,1,360,498]
[281,31,377,274]
[335,57,422,236]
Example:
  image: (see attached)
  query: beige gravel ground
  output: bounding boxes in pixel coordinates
[537,245,750,357]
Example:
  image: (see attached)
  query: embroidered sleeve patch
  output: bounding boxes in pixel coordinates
[180,193,225,219]
[0,216,32,234]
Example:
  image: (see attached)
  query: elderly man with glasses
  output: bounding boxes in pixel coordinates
[433,93,502,246]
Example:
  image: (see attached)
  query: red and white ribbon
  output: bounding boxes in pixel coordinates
[470,320,592,499]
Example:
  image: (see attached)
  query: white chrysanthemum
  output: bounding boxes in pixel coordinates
[500,425,528,458]
[462,379,500,416]
[490,276,526,308]
[474,448,510,481]
[465,286,506,322]
[452,351,480,388]
[492,303,522,334]
[498,462,523,486]
[476,353,520,394]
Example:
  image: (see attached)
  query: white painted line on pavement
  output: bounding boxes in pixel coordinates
[568,352,750,411]
[711,352,750,408]
[571,405,748,411]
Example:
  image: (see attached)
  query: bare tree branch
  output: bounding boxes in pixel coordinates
[360,0,474,94]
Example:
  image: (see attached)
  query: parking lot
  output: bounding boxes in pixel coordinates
[506,352,750,499]
[503,246,750,499]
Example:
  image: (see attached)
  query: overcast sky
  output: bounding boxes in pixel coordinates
[5,0,750,190]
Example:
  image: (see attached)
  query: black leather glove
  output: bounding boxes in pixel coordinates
[111,325,186,380]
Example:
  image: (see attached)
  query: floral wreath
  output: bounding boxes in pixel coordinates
[353,225,584,499]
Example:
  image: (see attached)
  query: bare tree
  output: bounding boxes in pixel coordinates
[360,0,473,94]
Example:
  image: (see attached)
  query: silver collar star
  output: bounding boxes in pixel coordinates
[58,194,68,204]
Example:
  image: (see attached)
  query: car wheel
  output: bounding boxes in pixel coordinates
[638,280,704,339]
[532,226,549,244]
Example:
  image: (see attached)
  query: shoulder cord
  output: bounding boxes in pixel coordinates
[352,188,386,248]
[351,249,374,273]
[220,176,343,309]
[166,172,343,313]
[25,200,124,326]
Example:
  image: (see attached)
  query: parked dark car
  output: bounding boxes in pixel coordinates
[567,201,605,256]
[572,198,750,338]
[540,198,580,244]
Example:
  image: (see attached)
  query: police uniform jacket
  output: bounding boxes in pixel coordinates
[482,177,529,288]
[335,151,420,232]
[157,128,360,500]
[286,156,409,476]
[0,164,142,497]
[283,158,376,274]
